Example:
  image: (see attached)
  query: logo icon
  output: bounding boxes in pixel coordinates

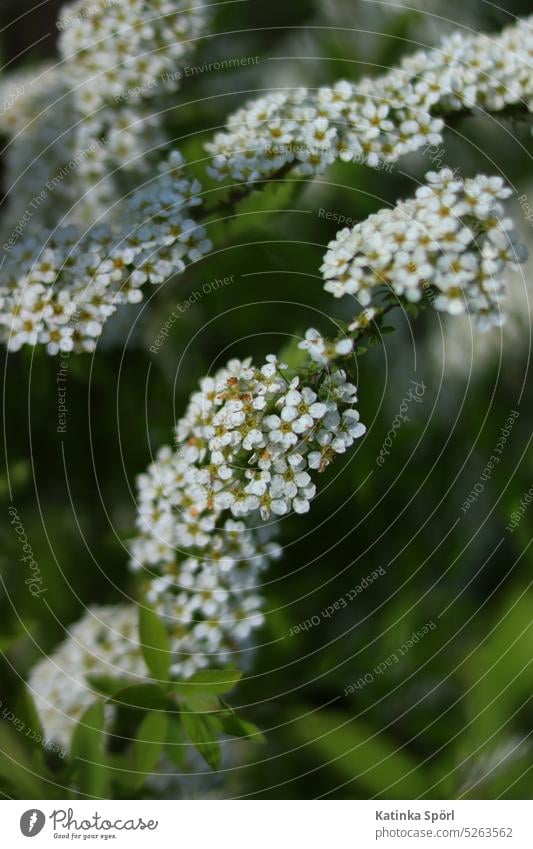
[20,810,45,837]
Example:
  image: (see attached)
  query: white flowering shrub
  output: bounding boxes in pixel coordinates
[321,170,526,328]
[206,17,533,182]
[0,0,211,352]
[1,0,530,798]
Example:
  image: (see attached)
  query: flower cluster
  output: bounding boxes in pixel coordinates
[28,605,146,751]
[0,0,212,353]
[58,0,208,114]
[0,152,210,353]
[28,351,365,748]
[206,16,533,183]
[0,0,210,228]
[320,170,527,328]
[55,0,209,214]
[130,354,365,670]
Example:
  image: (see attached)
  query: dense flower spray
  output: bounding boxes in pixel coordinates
[0,152,210,353]
[206,16,533,183]
[31,347,366,747]
[0,0,210,352]
[321,170,527,329]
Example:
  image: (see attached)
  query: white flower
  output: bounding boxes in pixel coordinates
[320,170,526,329]
[206,17,533,186]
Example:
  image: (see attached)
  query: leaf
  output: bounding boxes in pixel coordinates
[132,711,168,788]
[181,691,221,713]
[461,592,533,748]
[289,708,428,798]
[219,711,265,743]
[86,674,131,697]
[0,724,51,799]
[13,685,44,755]
[70,701,109,798]
[173,668,242,696]
[181,711,222,771]
[106,684,168,754]
[138,602,171,684]
[165,715,187,768]
[109,683,167,712]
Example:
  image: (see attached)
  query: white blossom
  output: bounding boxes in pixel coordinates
[206,17,533,183]
[320,170,527,328]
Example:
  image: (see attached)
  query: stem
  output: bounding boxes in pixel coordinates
[199,161,296,221]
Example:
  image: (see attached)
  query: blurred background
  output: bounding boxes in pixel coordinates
[0,0,532,799]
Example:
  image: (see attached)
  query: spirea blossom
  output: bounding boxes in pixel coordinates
[0,0,211,353]
[0,0,209,228]
[0,152,210,353]
[206,16,533,183]
[29,351,366,748]
[58,0,208,114]
[28,605,147,751]
[320,170,527,328]
[130,354,365,665]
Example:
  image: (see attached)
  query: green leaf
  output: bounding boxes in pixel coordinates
[165,715,187,768]
[181,711,222,771]
[87,675,131,697]
[132,711,168,788]
[138,603,171,684]
[219,711,265,743]
[173,667,242,696]
[109,683,167,712]
[13,685,45,755]
[289,708,428,799]
[181,691,221,713]
[0,724,51,799]
[106,684,168,754]
[461,591,533,749]
[70,701,109,798]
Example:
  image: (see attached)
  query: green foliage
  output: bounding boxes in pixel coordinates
[290,710,429,799]
[70,702,109,798]
[181,711,222,771]
[172,668,243,696]
[67,667,253,793]
[132,712,169,788]
[138,603,172,685]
